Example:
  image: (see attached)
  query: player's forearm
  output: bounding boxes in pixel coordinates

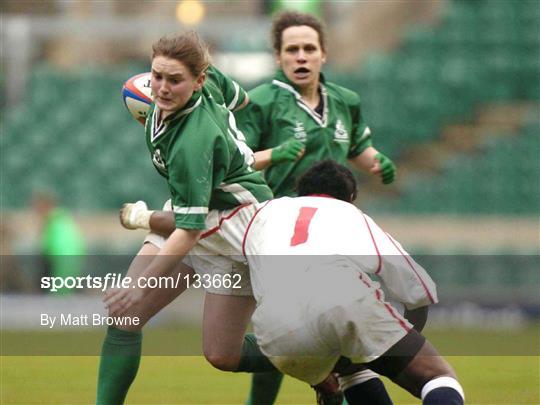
[350,147,396,184]
[149,211,176,237]
[348,146,378,172]
[139,228,200,283]
[253,139,305,170]
[252,149,273,170]
[404,305,429,332]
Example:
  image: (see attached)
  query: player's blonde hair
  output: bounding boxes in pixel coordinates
[152,31,210,77]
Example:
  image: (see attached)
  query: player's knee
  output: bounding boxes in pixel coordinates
[401,343,458,396]
[204,351,240,371]
[106,309,147,332]
[414,349,457,384]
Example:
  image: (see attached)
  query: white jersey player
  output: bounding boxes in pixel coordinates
[244,194,437,313]
[239,160,463,404]
[242,195,435,384]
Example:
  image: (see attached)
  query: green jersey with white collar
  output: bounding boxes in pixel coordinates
[145,71,272,230]
[235,69,373,197]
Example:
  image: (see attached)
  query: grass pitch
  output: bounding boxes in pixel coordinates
[1,326,539,404]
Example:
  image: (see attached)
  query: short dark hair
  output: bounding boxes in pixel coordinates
[271,11,327,53]
[296,160,357,202]
[152,31,210,77]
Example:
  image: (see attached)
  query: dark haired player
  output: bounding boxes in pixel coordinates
[240,160,464,405]
[236,11,396,198]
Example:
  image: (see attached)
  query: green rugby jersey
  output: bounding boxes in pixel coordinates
[145,69,272,230]
[205,65,248,110]
[235,70,373,197]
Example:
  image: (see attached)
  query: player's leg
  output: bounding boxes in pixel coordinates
[336,363,392,405]
[96,242,194,405]
[246,371,284,405]
[360,330,464,405]
[202,292,277,373]
[209,205,285,405]
[332,280,463,405]
[202,291,253,371]
[388,336,463,404]
[192,215,277,375]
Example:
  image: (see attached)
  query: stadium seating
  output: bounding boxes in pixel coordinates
[346,0,540,159]
[2,64,170,210]
[1,1,538,214]
[365,117,540,215]
[413,253,540,294]
[345,0,539,215]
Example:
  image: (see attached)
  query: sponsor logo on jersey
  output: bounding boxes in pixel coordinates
[334,119,349,143]
[152,149,167,175]
[293,120,307,141]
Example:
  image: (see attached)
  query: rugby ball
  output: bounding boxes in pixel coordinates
[122,72,152,125]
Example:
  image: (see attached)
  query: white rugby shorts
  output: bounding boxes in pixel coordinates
[253,263,412,385]
[144,199,256,296]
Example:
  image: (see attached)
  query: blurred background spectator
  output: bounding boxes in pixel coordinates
[31,189,86,294]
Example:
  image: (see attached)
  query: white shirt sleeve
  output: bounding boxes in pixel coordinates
[360,213,439,309]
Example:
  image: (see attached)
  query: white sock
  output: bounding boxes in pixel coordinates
[421,376,465,402]
[338,369,380,391]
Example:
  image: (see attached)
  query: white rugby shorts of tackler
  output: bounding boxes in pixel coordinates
[252,262,413,385]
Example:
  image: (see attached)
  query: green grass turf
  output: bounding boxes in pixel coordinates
[1,326,539,404]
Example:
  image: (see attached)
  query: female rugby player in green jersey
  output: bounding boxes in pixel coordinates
[96,32,275,405]
[236,11,396,198]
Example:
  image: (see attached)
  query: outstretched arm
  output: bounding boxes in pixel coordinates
[104,227,200,315]
[349,146,396,184]
[252,139,305,171]
[119,201,176,237]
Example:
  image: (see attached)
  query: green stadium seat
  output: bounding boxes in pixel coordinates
[360,54,395,83]
[383,119,540,215]
[2,0,538,212]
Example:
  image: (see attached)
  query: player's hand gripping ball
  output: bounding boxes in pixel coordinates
[122,72,152,125]
[372,153,396,184]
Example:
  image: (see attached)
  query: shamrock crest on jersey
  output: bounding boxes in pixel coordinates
[334,119,349,143]
[152,148,167,175]
[293,120,307,142]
